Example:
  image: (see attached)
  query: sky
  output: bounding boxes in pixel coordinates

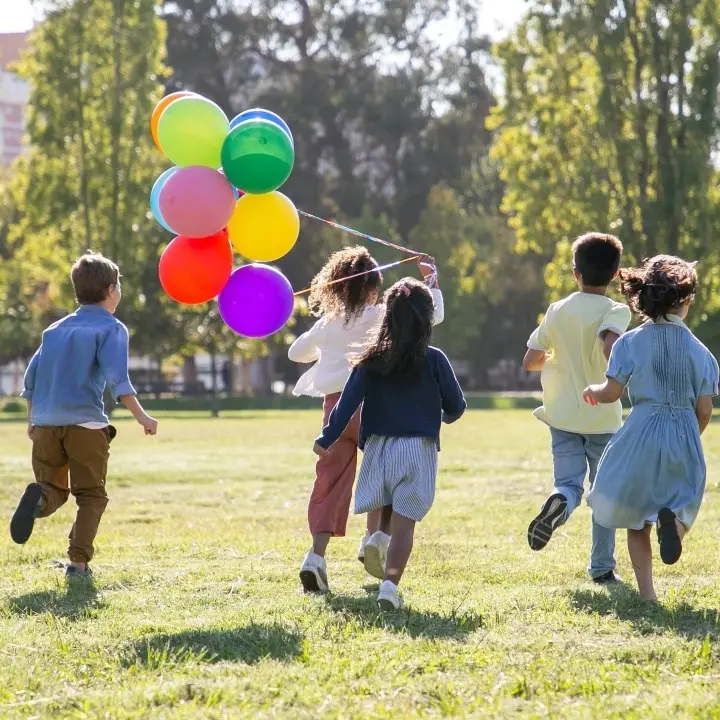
[0,0,529,40]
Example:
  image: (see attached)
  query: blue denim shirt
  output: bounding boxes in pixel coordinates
[21,305,136,426]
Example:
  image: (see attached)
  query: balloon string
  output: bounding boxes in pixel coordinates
[293,255,421,297]
[298,210,422,256]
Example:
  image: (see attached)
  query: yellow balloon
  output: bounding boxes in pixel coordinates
[228,192,300,262]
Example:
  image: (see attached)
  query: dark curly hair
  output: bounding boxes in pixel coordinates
[619,254,697,321]
[357,277,434,379]
[308,246,382,324]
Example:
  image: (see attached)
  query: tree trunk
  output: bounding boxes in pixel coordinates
[210,349,219,418]
[182,354,198,395]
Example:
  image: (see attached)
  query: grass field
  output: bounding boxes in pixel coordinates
[1,410,720,719]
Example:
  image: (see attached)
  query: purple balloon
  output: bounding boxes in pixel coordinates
[218,264,294,337]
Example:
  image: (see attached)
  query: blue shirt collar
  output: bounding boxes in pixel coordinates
[76,305,114,317]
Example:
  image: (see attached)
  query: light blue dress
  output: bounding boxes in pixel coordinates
[588,316,719,531]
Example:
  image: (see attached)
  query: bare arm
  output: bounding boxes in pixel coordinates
[120,394,158,435]
[696,396,713,435]
[601,330,620,361]
[523,348,547,372]
[26,399,33,439]
[583,378,624,406]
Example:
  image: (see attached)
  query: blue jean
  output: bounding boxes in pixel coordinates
[549,427,616,579]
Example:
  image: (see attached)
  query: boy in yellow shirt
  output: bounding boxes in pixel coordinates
[523,233,631,583]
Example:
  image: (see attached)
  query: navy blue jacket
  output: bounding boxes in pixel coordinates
[316,347,466,450]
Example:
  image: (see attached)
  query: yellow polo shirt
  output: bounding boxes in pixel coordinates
[528,293,632,434]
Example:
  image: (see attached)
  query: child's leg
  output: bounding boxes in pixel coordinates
[378,505,392,535]
[384,512,416,586]
[33,427,71,516]
[307,395,360,557]
[627,525,656,600]
[64,427,110,568]
[585,434,617,581]
[11,428,70,544]
[528,429,587,550]
[366,508,382,535]
[362,505,392,580]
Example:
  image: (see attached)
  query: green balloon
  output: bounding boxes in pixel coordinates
[221,119,295,194]
[157,96,229,168]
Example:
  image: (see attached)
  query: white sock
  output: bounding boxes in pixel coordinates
[380,580,398,592]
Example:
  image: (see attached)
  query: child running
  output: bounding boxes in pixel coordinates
[523,233,631,583]
[289,247,444,594]
[313,278,465,610]
[10,253,158,580]
[585,255,718,601]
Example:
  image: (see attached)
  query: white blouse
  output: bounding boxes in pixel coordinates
[288,289,444,397]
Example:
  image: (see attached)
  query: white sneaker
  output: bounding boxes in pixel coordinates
[363,531,390,580]
[357,533,370,563]
[377,580,402,611]
[299,550,329,594]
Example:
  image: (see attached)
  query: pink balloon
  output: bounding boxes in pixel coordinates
[159,166,236,238]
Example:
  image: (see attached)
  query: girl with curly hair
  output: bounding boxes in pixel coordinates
[584,255,718,600]
[289,247,444,594]
[314,278,465,609]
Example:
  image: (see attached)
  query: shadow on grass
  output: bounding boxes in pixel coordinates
[122,623,304,668]
[326,593,484,639]
[8,583,104,621]
[570,587,720,640]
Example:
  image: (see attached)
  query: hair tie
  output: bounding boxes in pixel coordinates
[399,285,411,297]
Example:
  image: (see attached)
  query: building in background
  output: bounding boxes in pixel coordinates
[0,32,30,167]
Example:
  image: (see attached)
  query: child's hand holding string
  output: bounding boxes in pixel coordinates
[418,255,439,288]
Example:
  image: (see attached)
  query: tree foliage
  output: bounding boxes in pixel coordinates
[489,0,720,341]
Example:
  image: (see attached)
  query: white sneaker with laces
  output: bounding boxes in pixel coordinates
[377,580,402,611]
[363,531,390,580]
[299,550,329,594]
[357,533,370,563]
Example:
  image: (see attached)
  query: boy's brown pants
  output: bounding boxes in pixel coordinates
[30,425,112,564]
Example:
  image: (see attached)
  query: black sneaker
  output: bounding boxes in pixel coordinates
[657,508,682,565]
[593,571,621,585]
[10,483,45,544]
[66,564,93,582]
[527,493,568,551]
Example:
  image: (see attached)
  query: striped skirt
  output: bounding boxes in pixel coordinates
[354,436,438,522]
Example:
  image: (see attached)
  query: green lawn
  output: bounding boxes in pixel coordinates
[1,410,719,719]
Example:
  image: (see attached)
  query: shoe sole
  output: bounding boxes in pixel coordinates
[657,508,682,565]
[299,569,327,594]
[527,494,568,551]
[377,598,399,611]
[10,484,44,545]
[363,545,385,580]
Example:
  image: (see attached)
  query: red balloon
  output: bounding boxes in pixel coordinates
[159,230,233,305]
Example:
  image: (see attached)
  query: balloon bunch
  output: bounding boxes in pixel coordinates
[150,92,298,338]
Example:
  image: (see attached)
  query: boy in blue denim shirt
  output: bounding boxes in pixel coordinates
[10,253,157,580]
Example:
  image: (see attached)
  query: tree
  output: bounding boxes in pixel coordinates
[160,0,498,287]
[3,0,179,359]
[489,0,720,338]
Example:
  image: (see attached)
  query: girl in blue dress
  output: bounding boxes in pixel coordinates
[584,255,718,601]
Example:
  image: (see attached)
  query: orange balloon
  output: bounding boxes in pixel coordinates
[151,91,195,152]
[159,229,233,305]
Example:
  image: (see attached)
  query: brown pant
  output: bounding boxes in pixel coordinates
[307,393,361,537]
[31,425,112,564]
